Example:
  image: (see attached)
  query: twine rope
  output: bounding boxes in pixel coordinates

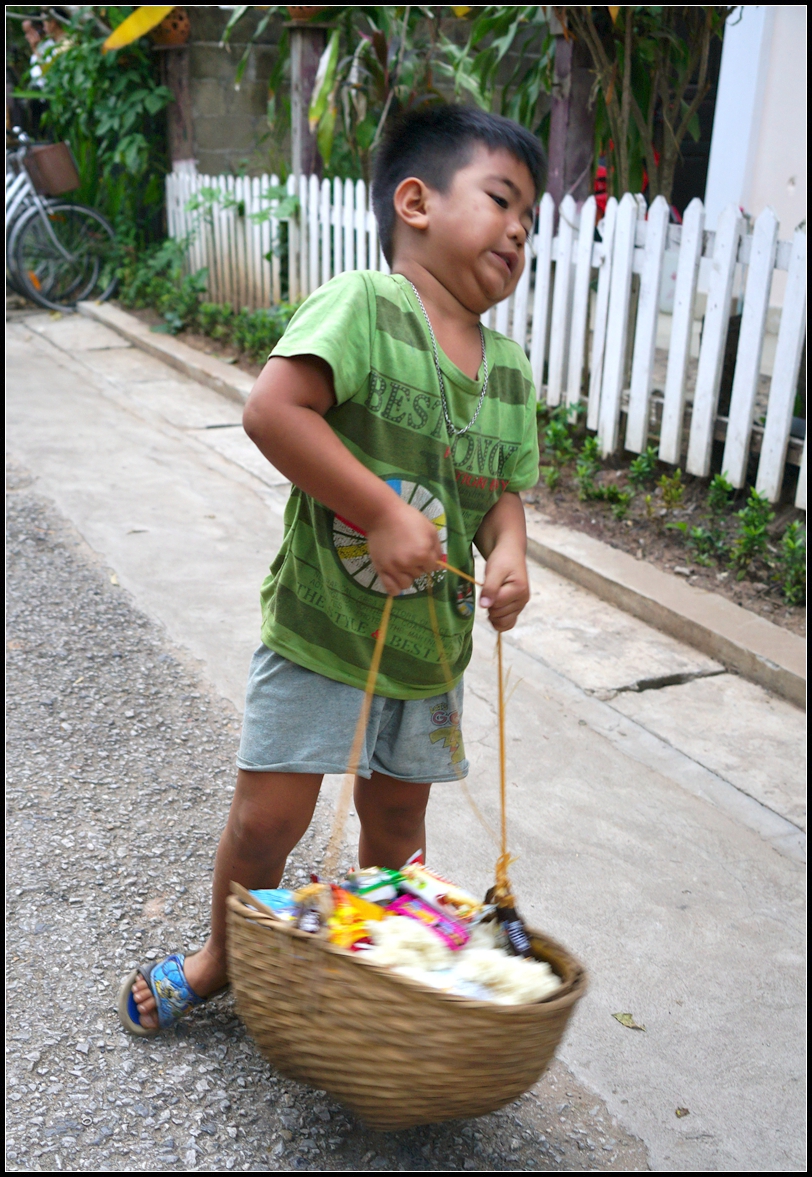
[322,562,514,901]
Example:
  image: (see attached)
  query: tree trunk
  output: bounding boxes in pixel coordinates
[546,35,596,218]
[289,23,326,178]
[160,48,195,169]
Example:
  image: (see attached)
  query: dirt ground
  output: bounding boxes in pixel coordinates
[125,303,267,379]
[523,455,806,639]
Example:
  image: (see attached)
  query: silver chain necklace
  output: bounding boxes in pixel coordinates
[408,281,489,438]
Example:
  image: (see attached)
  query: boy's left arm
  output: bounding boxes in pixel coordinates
[474,492,530,632]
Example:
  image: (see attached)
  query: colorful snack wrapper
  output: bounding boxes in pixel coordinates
[399,864,483,921]
[248,888,297,921]
[386,894,470,950]
[327,886,385,950]
[343,867,402,904]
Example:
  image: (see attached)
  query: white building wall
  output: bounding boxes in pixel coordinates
[704,6,806,304]
[747,5,807,238]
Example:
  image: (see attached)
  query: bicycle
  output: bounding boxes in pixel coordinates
[6,129,117,312]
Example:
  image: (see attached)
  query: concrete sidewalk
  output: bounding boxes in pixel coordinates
[6,312,806,1171]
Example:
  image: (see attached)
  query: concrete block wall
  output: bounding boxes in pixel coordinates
[186,7,289,177]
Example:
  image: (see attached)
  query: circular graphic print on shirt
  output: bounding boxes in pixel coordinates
[332,478,448,595]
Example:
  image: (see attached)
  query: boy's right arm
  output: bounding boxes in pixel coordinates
[243,355,442,596]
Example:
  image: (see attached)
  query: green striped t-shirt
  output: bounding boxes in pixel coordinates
[261,270,539,699]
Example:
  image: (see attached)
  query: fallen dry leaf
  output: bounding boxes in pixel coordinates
[612,1012,646,1031]
[675,1107,690,1118]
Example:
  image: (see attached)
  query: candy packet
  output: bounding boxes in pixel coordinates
[248,888,298,921]
[399,864,483,922]
[386,894,470,950]
[342,867,402,904]
[327,885,385,950]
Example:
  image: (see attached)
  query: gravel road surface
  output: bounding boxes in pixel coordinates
[6,461,648,1173]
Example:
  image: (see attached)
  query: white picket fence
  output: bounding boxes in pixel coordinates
[166,171,806,509]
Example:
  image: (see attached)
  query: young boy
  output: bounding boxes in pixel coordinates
[120,104,544,1034]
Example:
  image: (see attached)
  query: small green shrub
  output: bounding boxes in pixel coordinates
[575,436,602,500]
[197,302,235,340]
[667,522,726,566]
[230,305,298,363]
[729,488,775,578]
[707,473,735,515]
[628,446,659,488]
[774,521,806,605]
[606,487,633,520]
[658,468,685,511]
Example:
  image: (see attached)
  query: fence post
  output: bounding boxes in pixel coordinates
[626,194,669,453]
[343,179,355,272]
[269,174,281,305]
[332,177,343,275]
[587,196,617,430]
[355,180,367,270]
[320,178,331,286]
[795,441,806,510]
[566,194,597,409]
[308,173,320,296]
[686,202,743,477]
[722,206,779,486]
[287,174,299,304]
[529,193,555,400]
[756,227,807,501]
[659,197,704,464]
[547,194,577,406]
[598,192,637,454]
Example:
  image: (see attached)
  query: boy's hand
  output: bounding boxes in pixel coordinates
[479,544,530,631]
[367,498,443,595]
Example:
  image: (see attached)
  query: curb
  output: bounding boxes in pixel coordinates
[79,301,806,709]
[77,300,253,406]
[525,516,805,709]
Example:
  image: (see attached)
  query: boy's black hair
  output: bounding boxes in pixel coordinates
[371,104,546,265]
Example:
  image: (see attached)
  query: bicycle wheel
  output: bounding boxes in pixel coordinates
[11,202,117,311]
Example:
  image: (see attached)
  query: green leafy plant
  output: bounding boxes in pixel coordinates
[36,8,172,247]
[729,488,775,578]
[604,486,633,520]
[628,445,659,488]
[439,6,555,131]
[559,6,736,202]
[666,522,726,566]
[658,468,685,511]
[575,436,602,501]
[707,473,735,515]
[774,522,806,606]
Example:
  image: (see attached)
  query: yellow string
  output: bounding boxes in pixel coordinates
[322,595,393,879]
[322,566,514,902]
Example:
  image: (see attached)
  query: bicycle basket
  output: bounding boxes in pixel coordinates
[23,143,81,196]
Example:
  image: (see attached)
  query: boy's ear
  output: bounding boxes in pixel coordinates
[393,177,431,234]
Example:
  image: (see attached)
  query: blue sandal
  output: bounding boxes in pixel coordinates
[117,953,224,1038]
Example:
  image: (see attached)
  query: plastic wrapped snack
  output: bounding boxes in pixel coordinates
[248,888,298,921]
[327,886,385,950]
[399,863,483,922]
[386,894,470,950]
[342,867,402,904]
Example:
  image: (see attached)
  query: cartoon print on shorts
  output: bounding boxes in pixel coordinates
[332,478,448,595]
[429,700,465,766]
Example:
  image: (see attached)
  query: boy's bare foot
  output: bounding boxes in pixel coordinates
[130,942,228,1030]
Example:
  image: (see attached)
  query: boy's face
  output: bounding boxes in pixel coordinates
[411,145,537,313]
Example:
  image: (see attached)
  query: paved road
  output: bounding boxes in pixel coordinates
[6,312,806,1172]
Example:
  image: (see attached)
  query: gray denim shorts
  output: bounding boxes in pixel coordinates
[237,645,468,783]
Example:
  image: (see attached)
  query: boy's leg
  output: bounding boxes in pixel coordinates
[354,771,432,870]
[131,768,322,1029]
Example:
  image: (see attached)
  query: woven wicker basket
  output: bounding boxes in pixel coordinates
[226,885,587,1131]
